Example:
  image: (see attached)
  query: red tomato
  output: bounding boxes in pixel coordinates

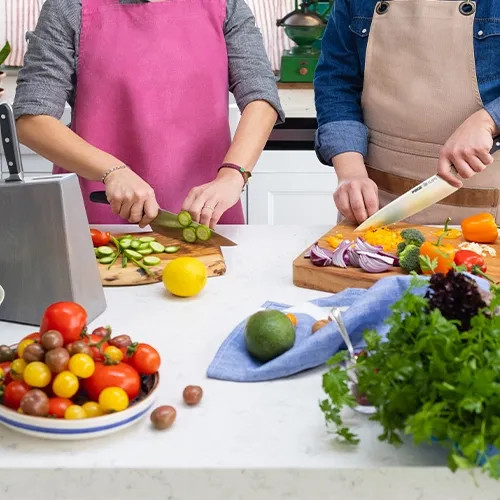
[90,229,111,247]
[20,332,40,344]
[1,362,12,385]
[48,397,73,418]
[3,381,30,409]
[40,302,87,345]
[84,334,109,362]
[128,343,161,375]
[91,326,111,338]
[83,362,140,401]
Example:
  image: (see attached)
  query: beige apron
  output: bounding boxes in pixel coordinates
[360,0,500,225]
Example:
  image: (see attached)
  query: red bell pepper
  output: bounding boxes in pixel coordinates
[454,249,487,273]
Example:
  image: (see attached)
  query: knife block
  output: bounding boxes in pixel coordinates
[0,173,107,325]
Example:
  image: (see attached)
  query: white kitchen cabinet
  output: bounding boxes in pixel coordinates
[247,150,338,225]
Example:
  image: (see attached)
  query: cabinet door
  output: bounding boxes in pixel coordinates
[247,172,338,225]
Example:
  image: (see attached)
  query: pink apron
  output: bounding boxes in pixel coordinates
[53,0,244,225]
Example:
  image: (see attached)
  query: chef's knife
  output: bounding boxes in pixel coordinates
[89,191,237,247]
[354,138,500,232]
[0,103,24,182]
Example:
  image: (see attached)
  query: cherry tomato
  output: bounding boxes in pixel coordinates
[92,326,111,338]
[104,346,123,362]
[10,359,27,381]
[64,405,87,420]
[19,332,40,344]
[83,362,140,401]
[17,339,35,359]
[48,397,73,418]
[68,354,95,379]
[52,371,79,398]
[83,334,109,362]
[23,362,52,388]
[99,387,129,413]
[40,302,87,346]
[90,229,111,247]
[1,362,12,385]
[128,343,161,375]
[82,401,104,418]
[3,380,30,409]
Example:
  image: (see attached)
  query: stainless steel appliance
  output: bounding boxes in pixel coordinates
[0,103,106,325]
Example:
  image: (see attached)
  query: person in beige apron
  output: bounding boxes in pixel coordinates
[314,0,500,225]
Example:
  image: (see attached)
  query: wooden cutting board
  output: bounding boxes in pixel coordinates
[293,222,500,294]
[98,232,225,286]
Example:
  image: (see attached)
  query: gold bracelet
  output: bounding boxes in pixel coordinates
[101,165,128,183]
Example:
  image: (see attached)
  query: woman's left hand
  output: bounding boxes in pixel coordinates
[181,168,244,228]
[438,109,498,188]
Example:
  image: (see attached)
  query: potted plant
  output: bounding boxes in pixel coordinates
[0,41,11,97]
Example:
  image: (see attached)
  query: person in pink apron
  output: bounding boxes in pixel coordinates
[13,0,284,228]
[314,0,500,225]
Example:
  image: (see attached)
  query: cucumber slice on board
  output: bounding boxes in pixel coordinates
[130,240,141,249]
[97,246,114,257]
[182,227,197,243]
[120,239,132,250]
[150,242,165,253]
[139,236,156,243]
[138,248,153,256]
[139,242,150,250]
[143,256,161,266]
[165,246,180,253]
[99,255,114,264]
[124,249,143,260]
[195,225,212,241]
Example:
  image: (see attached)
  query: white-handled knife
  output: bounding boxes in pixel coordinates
[354,138,500,232]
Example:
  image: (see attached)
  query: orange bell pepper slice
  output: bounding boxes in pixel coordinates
[419,218,456,275]
[461,212,499,244]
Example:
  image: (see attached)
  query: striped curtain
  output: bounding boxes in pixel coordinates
[246,0,295,71]
[2,0,43,67]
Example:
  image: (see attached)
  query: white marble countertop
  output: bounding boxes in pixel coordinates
[0,224,498,499]
[1,73,316,119]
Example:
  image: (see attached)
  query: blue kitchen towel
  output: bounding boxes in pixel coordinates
[207,273,490,382]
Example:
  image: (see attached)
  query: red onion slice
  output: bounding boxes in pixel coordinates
[331,240,351,268]
[309,243,333,267]
[347,246,361,267]
[358,251,393,273]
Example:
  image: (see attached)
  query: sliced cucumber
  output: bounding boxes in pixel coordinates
[124,249,143,260]
[120,238,132,250]
[165,246,180,254]
[177,210,192,227]
[99,255,114,264]
[97,245,114,257]
[139,236,156,243]
[118,234,132,240]
[138,248,153,256]
[143,256,161,267]
[139,242,150,250]
[150,242,165,253]
[195,224,212,242]
[182,226,197,243]
[130,240,141,250]
[94,248,100,257]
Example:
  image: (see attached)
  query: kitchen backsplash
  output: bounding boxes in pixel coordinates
[0,0,292,70]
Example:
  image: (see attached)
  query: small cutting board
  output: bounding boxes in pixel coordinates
[293,222,500,294]
[98,232,225,286]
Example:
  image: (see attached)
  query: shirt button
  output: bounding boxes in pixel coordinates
[478,30,484,36]
[362,28,367,34]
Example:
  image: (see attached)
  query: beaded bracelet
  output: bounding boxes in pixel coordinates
[101,165,128,183]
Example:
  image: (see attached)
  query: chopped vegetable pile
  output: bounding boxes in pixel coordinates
[320,270,500,479]
[362,227,403,252]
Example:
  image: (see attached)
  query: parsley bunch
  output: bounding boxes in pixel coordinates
[320,272,500,479]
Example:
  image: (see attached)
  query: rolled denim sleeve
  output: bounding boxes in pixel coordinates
[484,97,500,131]
[313,0,367,165]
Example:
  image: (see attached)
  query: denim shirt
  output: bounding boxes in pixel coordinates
[314,0,500,165]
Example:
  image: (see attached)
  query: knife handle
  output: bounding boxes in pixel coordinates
[89,191,110,204]
[0,103,24,183]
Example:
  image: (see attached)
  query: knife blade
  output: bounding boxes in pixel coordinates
[0,103,24,182]
[89,191,237,247]
[354,137,500,232]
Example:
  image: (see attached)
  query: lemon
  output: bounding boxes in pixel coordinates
[162,257,207,297]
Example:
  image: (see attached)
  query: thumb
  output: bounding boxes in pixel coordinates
[437,155,462,188]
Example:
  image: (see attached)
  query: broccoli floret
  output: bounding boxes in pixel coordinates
[399,244,421,273]
[397,241,407,256]
[400,228,425,247]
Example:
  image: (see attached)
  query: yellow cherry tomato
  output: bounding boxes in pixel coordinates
[64,405,87,420]
[0,367,4,383]
[68,353,95,379]
[99,387,129,413]
[81,401,104,418]
[104,346,123,362]
[10,358,27,381]
[17,339,35,359]
[52,371,79,398]
[23,361,52,388]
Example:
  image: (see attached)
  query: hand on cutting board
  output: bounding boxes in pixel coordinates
[438,109,497,188]
[104,168,159,227]
[332,153,379,224]
[182,168,244,228]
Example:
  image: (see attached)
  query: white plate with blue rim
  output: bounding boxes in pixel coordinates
[0,368,159,441]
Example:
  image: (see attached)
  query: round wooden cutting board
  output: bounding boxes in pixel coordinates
[98,232,226,286]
